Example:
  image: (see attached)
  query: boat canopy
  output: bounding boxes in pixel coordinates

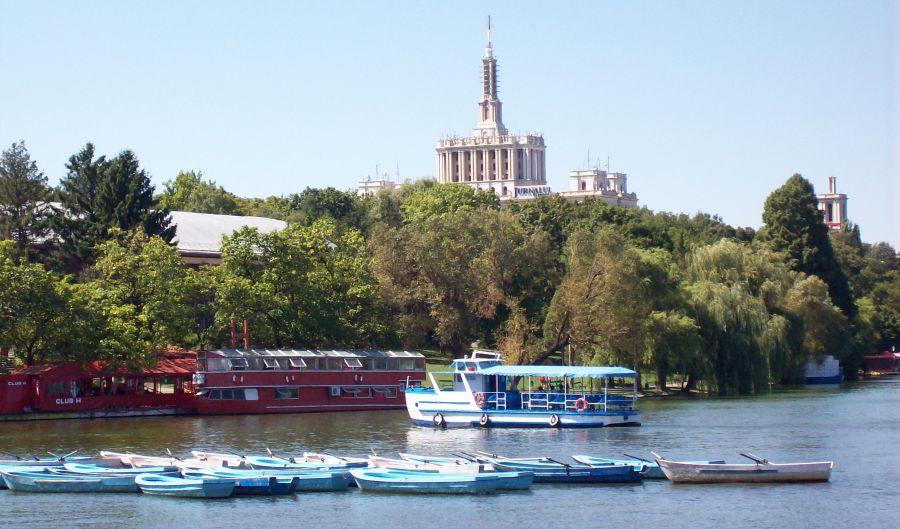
[477,365,636,378]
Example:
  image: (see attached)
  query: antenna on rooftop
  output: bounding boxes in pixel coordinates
[487,15,492,48]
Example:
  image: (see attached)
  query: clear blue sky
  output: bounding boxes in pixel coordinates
[2,1,897,246]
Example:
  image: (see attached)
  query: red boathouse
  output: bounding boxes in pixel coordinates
[0,352,196,418]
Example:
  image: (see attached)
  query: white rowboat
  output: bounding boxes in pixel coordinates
[652,452,833,483]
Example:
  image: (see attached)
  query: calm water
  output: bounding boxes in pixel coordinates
[1,379,898,529]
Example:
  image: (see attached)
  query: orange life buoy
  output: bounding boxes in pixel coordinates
[474,392,486,407]
[575,397,588,412]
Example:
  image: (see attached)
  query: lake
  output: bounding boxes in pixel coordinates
[1,378,897,529]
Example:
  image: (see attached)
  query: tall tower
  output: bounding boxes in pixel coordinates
[475,17,507,137]
[817,176,848,230]
[435,18,547,198]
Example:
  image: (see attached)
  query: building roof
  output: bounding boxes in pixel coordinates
[170,211,287,255]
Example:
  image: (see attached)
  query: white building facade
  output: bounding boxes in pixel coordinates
[558,168,638,207]
[435,21,548,200]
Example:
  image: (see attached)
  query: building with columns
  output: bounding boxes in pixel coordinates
[817,176,848,229]
[435,20,550,200]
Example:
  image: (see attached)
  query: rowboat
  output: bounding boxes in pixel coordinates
[181,470,297,495]
[397,453,486,467]
[62,463,179,475]
[2,469,139,493]
[572,454,726,479]
[295,452,368,467]
[368,455,488,474]
[244,455,350,471]
[350,468,504,494]
[184,466,353,492]
[475,454,642,483]
[190,451,247,468]
[652,452,834,483]
[135,473,235,498]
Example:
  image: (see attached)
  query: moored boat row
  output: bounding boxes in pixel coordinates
[0,448,834,497]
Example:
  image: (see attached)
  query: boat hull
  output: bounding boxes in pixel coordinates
[406,392,639,428]
[489,461,641,483]
[350,469,501,494]
[657,459,833,483]
[135,474,235,498]
[2,471,138,492]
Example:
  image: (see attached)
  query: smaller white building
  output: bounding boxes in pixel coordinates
[557,168,639,207]
[357,177,401,196]
[817,176,848,230]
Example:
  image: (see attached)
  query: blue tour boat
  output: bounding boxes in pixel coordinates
[405,350,641,428]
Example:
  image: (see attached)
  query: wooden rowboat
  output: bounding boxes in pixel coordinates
[652,452,833,483]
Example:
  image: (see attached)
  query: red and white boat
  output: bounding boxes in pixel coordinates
[193,349,426,415]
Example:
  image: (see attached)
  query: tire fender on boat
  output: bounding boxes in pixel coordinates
[574,398,588,413]
[433,413,446,428]
[549,414,560,427]
[479,413,489,427]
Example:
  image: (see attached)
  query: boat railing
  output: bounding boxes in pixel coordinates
[519,391,635,412]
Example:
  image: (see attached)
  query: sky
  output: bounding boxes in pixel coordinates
[1,1,897,246]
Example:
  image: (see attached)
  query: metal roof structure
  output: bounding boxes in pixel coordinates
[204,349,425,359]
[477,365,636,378]
[170,211,286,258]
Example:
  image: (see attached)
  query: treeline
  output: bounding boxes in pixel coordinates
[0,141,897,394]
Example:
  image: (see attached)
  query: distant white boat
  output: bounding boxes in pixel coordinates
[804,355,843,384]
[652,452,833,483]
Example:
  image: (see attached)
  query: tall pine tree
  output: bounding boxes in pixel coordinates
[55,143,174,269]
[0,141,52,258]
[760,174,855,318]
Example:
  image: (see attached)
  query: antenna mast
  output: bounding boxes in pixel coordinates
[487,15,492,48]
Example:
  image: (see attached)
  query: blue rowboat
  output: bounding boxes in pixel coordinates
[0,465,52,489]
[61,463,180,475]
[350,469,503,494]
[184,467,352,492]
[244,456,350,471]
[482,458,642,483]
[2,470,139,492]
[182,471,297,496]
[135,473,234,498]
[382,468,533,491]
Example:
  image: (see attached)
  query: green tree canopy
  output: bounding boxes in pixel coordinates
[400,183,499,223]
[158,170,241,215]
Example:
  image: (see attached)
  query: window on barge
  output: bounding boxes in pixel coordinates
[229,358,249,371]
[343,358,363,369]
[263,357,280,370]
[207,389,247,400]
[289,358,307,369]
[274,387,300,399]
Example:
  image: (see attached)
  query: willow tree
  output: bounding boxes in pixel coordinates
[542,228,651,376]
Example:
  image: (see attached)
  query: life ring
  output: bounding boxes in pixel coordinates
[474,392,486,407]
[433,413,446,428]
[549,414,560,427]
[479,413,489,427]
[575,398,588,413]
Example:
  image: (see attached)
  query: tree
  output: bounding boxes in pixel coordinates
[0,141,52,257]
[370,209,555,356]
[158,170,241,215]
[760,174,854,317]
[400,183,499,223]
[55,144,174,269]
[216,219,389,349]
[84,230,197,367]
[541,228,651,372]
[0,242,70,365]
[286,187,363,228]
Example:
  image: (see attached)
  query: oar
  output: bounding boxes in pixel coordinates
[52,449,79,461]
[1,451,23,460]
[165,448,184,462]
[451,453,478,462]
[740,452,768,464]
[545,457,573,469]
[650,451,665,461]
[623,453,653,464]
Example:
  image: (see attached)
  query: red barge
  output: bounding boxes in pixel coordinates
[0,348,426,420]
[193,349,426,414]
